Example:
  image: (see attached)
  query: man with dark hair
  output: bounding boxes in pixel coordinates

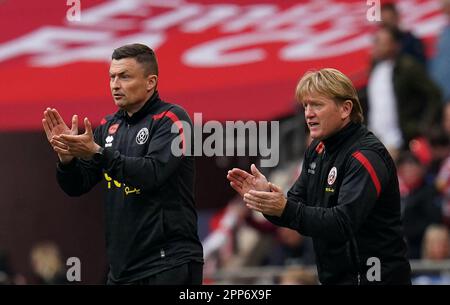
[42,43,204,285]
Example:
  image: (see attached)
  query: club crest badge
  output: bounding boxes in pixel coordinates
[136,128,149,145]
[327,167,337,185]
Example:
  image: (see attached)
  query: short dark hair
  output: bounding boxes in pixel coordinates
[381,3,398,16]
[380,25,403,44]
[112,43,158,76]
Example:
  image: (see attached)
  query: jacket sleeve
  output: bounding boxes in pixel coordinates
[98,107,189,193]
[56,125,104,197]
[272,149,390,243]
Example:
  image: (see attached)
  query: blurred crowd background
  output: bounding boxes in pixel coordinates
[1,0,450,284]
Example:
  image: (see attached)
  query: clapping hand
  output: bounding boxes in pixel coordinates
[42,108,78,163]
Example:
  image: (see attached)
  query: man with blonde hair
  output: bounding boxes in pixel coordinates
[228,68,411,284]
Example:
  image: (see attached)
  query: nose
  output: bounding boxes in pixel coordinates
[304,105,315,119]
[111,76,120,90]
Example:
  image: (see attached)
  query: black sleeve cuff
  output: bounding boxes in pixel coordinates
[57,158,78,172]
[103,148,114,167]
[280,199,302,225]
[263,198,303,228]
[95,147,117,170]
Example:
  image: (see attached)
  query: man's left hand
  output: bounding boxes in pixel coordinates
[243,182,287,217]
[51,117,101,159]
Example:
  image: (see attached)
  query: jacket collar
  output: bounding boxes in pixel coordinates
[117,91,162,124]
[322,121,361,153]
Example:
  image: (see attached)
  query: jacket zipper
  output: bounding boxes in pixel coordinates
[315,148,327,276]
[125,123,131,155]
[321,148,361,285]
[350,235,362,285]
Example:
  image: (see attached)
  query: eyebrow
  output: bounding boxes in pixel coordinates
[303,99,324,104]
[109,70,129,76]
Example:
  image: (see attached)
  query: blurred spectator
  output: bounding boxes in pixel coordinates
[0,250,26,285]
[430,0,450,103]
[421,224,450,260]
[203,200,277,280]
[409,137,433,168]
[425,127,450,181]
[397,152,442,259]
[366,26,441,160]
[30,241,67,285]
[265,227,315,267]
[442,102,450,137]
[278,266,318,285]
[0,250,13,285]
[436,155,450,227]
[412,225,450,284]
[380,3,427,65]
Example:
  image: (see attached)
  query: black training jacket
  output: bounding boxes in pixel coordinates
[56,92,204,283]
[266,122,411,285]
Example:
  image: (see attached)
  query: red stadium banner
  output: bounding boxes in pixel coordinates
[0,0,445,130]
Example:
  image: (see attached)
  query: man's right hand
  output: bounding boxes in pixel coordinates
[42,108,78,164]
[227,164,270,197]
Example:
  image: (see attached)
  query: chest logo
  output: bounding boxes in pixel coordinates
[105,135,114,147]
[327,167,337,185]
[136,128,149,145]
[308,162,316,174]
[108,123,120,134]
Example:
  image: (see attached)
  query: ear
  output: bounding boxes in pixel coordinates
[340,99,353,120]
[147,75,158,92]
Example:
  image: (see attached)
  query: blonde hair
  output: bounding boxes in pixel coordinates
[295,68,364,123]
